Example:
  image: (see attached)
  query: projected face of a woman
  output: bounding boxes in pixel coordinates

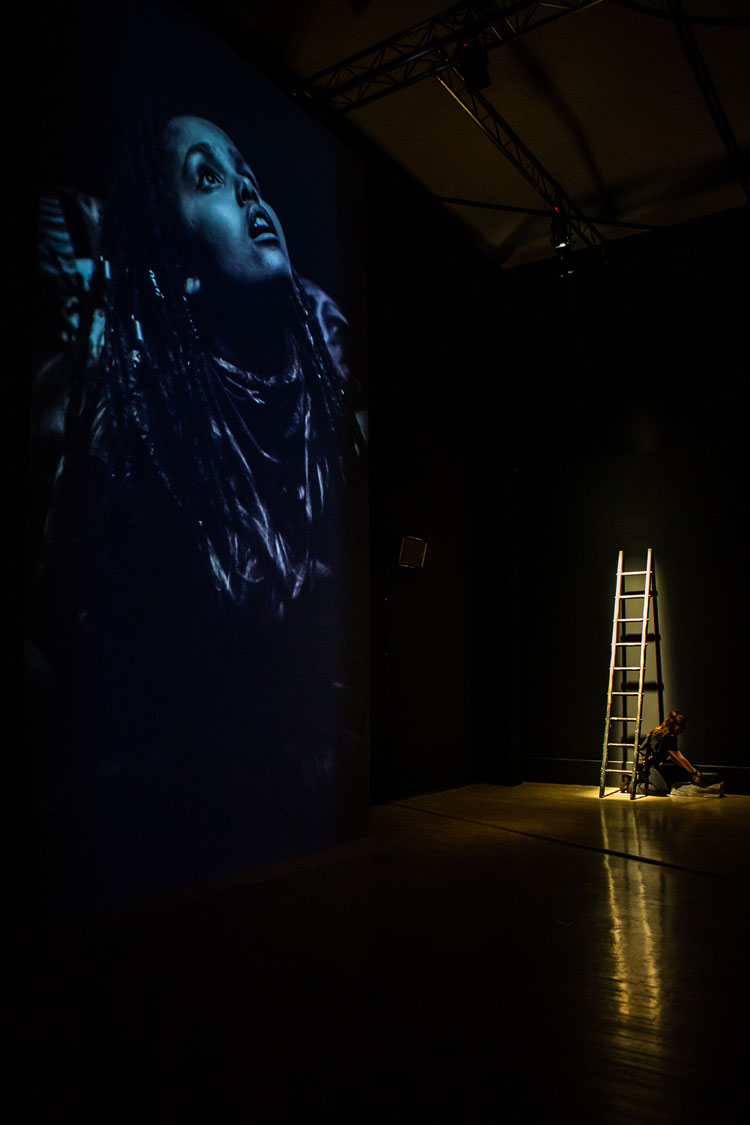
[163,116,292,294]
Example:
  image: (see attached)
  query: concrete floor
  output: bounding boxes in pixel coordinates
[35,783,748,1122]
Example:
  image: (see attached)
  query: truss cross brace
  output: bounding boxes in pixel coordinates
[296,1,603,114]
[435,67,605,248]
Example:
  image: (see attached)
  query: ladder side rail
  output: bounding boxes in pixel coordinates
[651,565,665,727]
[630,548,653,799]
[600,551,624,797]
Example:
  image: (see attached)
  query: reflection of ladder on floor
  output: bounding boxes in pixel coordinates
[599,549,655,799]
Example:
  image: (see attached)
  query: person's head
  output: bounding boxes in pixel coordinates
[664,711,686,735]
[97,110,295,342]
[161,115,292,302]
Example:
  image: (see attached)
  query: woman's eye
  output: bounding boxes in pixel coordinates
[197,167,222,190]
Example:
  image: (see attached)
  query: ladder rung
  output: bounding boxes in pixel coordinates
[618,617,646,622]
[610,716,637,721]
[619,593,647,599]
[607,742,635,748]
[612,691,639,695]
[622,570,647,575]
[615,641,644,646]
[603,768,631,774]
[614,666,640,670]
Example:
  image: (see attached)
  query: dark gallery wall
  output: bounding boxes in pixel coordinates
[499,207,749,792]
[366,188,749,800]
[365,162,511,803]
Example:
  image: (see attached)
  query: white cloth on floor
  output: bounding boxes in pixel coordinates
[670,782,724,797]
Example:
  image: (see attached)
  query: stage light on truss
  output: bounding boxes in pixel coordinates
[551,215,571,251]
[551,214,575,275]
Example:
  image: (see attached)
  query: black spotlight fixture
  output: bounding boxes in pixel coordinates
[551,213,574,276]
[551,214,570,251]
[456,39,491,92]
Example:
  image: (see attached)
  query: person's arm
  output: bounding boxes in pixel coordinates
[668,748,701,781]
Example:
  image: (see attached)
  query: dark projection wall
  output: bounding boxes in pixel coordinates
[29,0,368,908]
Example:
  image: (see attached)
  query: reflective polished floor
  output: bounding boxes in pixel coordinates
[36,783,748,1121]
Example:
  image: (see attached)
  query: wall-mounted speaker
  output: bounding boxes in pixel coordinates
[399,536,428,569]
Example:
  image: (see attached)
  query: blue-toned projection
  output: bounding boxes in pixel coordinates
[29,0,368,907]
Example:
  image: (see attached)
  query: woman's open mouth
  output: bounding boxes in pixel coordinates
[249,208,279,243]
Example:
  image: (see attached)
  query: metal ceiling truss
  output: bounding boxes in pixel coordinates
[297,0,748,254]
[435,67,605,248]
[296,0,603,114]
[296,0,607,251]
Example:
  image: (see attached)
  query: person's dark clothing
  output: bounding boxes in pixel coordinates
[646,729,678,769]
[643,729,689,792]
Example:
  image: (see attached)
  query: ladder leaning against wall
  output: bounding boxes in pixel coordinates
[599,549,658,799]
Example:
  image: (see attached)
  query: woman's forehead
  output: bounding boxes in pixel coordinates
[164,115,251,172]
